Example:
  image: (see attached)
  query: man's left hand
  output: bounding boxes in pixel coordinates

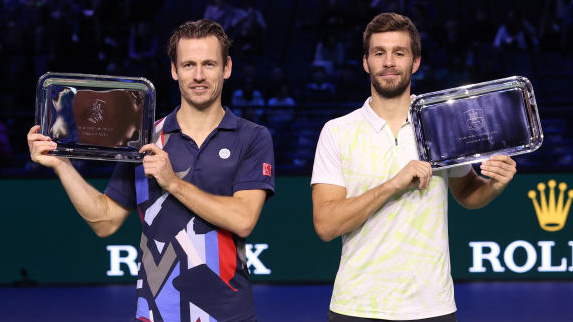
[140,143,179,191]
[480,155,517,192]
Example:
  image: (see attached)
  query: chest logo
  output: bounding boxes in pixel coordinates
[219,148,231,159]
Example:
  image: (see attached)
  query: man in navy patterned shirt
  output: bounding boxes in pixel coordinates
[28,19,275,322]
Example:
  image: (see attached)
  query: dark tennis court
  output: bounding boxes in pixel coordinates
[2,281,573,321]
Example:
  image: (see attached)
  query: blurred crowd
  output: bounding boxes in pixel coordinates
[0,0,572,175]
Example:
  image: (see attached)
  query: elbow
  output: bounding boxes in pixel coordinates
[94,229,114,238]
[89,220,120,238]
[454,198,477,210]
[454,194,488,210]
[456,198,488,210]
[313,216,336,242]
[462,203,484,210]
[235,226,254,239]
[316,230,335,242]
[461,201,488,210]
[235,216,258,239]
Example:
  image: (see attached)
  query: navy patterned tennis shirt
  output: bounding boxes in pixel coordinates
[105,106,275,322]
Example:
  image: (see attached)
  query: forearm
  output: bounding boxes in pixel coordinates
[313,182,398,242]
[455,176,504,209]
[451,157,516,209]
[167,178,263,238]
[53,162,126,236]
[313,160,433,242]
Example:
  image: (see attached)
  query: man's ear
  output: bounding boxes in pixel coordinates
[412,56,421,74]
[363,55,370,74]
[171,62,178,81]
[224,56,232,80]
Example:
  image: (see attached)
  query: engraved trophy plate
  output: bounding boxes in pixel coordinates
[409,76,543,169]
[35,72,156,162]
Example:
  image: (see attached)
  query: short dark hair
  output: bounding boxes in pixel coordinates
[363,12,421,58]
[167,19,232,65]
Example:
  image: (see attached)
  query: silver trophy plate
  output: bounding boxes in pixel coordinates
[409,76,543,169]
[35,72,156,162]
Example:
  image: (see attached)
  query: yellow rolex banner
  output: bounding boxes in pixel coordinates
[450,174,573,279]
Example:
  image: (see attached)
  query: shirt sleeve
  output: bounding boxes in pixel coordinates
[310,121,345,187]
[104,162,137,210]
[233,125,275,197]
[447,163,472,178]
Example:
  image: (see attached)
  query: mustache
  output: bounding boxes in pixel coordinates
[377,69,401,76]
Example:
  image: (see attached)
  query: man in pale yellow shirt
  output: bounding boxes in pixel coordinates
[311,12,517,322]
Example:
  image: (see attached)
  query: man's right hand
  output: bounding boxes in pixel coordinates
[27,125,70,169]
[387,160,433,192]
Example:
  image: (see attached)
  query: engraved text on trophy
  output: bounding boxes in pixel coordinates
[73,90,144,148]
[458,108,498,145]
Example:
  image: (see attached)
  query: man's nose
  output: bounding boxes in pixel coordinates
[383,55,395,67]
[194,67,206,81]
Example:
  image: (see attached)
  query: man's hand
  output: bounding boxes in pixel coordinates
[27,125,69,169]
[388,160,432,192]
[480,154,516,192]
[139,143,179,191]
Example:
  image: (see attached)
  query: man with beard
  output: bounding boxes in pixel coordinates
[28,19,274,322]
[311,12,516,322]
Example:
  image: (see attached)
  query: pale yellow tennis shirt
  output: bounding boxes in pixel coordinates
[311,98,471,320]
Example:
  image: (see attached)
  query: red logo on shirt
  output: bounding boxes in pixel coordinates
[263,163,272,177]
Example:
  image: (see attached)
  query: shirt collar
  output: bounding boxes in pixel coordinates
[218,106,238,130]
[360,97,387,133]
[162,106,238,133]
[360,97,413,133]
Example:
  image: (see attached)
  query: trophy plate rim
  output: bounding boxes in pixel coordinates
[409,76,543,170]
[35,72,156,162]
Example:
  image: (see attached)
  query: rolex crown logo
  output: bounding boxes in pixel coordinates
[528,180,573,232]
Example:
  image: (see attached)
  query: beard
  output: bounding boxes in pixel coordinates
[371,69,412,99]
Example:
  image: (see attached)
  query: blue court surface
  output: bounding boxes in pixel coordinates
[1,281,573,321]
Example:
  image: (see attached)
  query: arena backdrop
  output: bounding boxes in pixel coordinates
[2,174,573,284]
